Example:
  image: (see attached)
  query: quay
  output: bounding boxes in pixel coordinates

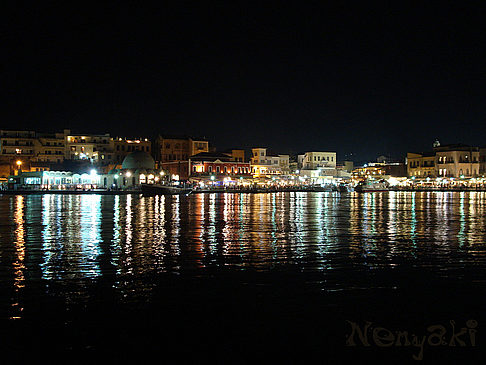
[2,186,486,195]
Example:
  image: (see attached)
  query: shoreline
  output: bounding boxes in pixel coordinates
[1,187,486,195]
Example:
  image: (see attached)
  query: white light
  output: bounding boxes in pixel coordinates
[90,169,97,175]
[126,171,132,177]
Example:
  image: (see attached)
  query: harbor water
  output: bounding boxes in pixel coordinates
[0,192,485,363]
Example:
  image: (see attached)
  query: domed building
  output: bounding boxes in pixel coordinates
[101,151,165,189]
[121,151,155,170]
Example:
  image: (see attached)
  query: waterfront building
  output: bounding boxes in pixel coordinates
[407,152,436,177]
[0,130,36,160]
[434,144,480,178]
[154,135,209,163]
[341,161,354,173]
[7,170,101,190]
[189,152,252,179]
[335,161,354,178]
[0,130,64,176]
[101,151,164,189]
[250,148,290,176]
[65,130,115,164]
[34,131,66,164]
[353,161,406,180]
[298,151,337,177]
[480,147,486,176]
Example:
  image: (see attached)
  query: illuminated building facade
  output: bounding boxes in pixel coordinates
[407,152,436,177]
[353,162,406,179]
[189,152,252,179]
[0,130,65,176]
[434,144,480,178]
[101,151,164,189]
[298,151,337,177]
[7,170,101,190]
[65,130,114,163]
[250,148,290,176]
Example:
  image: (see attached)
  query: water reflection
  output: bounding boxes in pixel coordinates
[2,191,486,318]
[40,195,102,280]
[11,195,26,319]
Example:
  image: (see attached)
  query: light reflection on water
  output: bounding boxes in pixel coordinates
[1,192,486,318]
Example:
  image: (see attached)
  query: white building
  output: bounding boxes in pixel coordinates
[65,130,115,164]
[250,148,290,176]
[299,151,337,177]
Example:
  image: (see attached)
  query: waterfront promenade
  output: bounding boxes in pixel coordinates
[2,185,486,194]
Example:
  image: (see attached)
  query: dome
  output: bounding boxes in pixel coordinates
[122,151,155,170]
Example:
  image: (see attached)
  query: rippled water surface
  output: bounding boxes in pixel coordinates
[1,192,486,363]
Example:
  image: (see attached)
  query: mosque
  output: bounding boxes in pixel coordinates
[101,151,166,189]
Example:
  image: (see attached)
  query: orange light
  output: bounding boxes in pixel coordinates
[16,160,22,166]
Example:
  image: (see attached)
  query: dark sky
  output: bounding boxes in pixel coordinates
[2,2,486,162]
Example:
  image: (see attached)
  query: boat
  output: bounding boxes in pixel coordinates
[338,183,354,192]
[355,180,390,192]
[141,184,192,195]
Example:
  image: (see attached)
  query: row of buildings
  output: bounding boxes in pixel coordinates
[3,128,485,188]
[407,141,486,179]
[1,129,355,185]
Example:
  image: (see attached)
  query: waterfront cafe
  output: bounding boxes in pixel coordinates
[403,176,486,190]
[7,170,101,190]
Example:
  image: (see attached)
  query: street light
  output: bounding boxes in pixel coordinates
[16,160,22,167]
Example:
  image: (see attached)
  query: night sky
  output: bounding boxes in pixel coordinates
[2,2,486,162]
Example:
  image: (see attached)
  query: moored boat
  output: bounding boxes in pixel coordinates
[355,180,390,192]
[141,184,192,195]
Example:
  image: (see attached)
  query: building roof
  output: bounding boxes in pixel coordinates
[190,152,232,162]
[433,144,479,152]
[122,151,155,169]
